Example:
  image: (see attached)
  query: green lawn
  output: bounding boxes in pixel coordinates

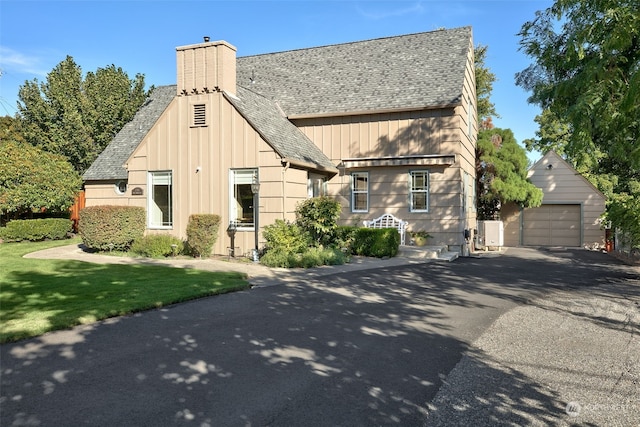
[0,238,250,343]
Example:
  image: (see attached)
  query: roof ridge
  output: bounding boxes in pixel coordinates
[237,26,471,59]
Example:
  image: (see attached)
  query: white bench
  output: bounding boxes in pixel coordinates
[363,214,408,246]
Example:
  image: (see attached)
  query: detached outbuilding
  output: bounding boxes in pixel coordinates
[502,151,606,248]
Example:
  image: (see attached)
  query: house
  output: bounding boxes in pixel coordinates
[501,151,606,248]
[83,27,478,257]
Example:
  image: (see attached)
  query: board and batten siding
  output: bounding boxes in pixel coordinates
[86,91,306,256]
[294,106,475,247]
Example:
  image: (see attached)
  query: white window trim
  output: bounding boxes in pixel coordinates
[409,170,429,213]
[351,172,369,213]
[114,180,127,195]
[308,173,328,198]
[147,171,173,229]
[229,168,258,231]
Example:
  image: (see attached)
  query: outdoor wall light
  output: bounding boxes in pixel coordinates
[547,164,553,170]
[227,222,237,258]
[196,166,202,173]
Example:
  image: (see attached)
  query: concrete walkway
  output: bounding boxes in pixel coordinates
[17,244,640,425]
[23,242,430,288]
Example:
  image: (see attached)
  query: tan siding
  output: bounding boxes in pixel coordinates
[501,152,606,247]
[86,37,478,254]
[86,91,289,256]
[292,49,477,250]
[501,202,521,247]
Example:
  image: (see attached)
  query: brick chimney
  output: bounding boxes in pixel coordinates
[176,37,237,96]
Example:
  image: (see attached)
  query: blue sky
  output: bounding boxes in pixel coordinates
[0,0,551,160]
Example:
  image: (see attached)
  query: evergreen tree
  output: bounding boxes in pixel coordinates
[17,56,148,173]
[476,128,543,220]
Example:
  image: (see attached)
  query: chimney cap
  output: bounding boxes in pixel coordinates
[203,36,210,43]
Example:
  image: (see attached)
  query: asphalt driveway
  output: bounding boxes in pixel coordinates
[1,247,638,426]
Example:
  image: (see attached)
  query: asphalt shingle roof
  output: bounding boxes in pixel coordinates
[225,87,336,171]
[84,27,472,180]
[236,27,472,117]
[83,85,175,180]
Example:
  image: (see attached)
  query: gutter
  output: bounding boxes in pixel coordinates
[282,157,339,175]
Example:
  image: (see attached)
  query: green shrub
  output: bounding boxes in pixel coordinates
[334,226,359,252]
[352,228,400,258]
[295,196,342,247]
[79,206,145,251]
[259,247,297,268]
[0,218,72,241]
[260,246,349,268]
[131,234,184,258]
[262,219,310,253]
[186,214,221,257]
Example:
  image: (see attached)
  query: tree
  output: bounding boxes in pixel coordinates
[0,116,26,144]
[475,44,499,124]
[0,140,82,220]
[476,128,543,219]
[17,56,147,173]
[516,0,640,245]
[522,109,571,157]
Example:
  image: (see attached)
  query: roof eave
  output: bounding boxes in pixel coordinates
[282,157,339,175]
[287,102,461,120]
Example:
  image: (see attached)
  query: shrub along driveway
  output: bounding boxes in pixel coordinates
[1,247,638,426]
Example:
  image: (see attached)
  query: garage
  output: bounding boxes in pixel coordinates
[522,204,581,247]
[501,151,606,248]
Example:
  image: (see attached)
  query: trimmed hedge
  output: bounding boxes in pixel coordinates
[186,214,221,257]
[79,206,145,251]
[0,218,72,241]
[351,228,400,258]
[131,234,184,258]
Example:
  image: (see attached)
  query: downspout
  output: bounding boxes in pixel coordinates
[282,161,290,220]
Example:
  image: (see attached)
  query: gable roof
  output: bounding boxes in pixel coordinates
[83,85,175,180]
[236,26,472,117]
[529,151,606,200]
[225,86,337,172]
[84,27,472,181]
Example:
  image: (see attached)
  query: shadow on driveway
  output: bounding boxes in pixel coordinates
[1,247,638,426]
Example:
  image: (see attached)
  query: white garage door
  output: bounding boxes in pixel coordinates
[523,204,581,247]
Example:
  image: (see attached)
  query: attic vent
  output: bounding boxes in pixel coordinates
[193,104,206,127]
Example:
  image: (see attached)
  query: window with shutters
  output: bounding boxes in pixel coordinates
[191,103,207,127]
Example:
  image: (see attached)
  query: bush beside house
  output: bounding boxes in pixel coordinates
[79,206,145,251]
[130,234,185,258]
[260,198,400,268]
[186,214,221,258]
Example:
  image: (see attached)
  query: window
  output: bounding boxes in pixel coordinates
[230,169,257,229]
[191,103,207,127]
[463,171,476,214]
[148,171,173,228]
[351,172,369,212]
[308,173,327,198]
[114,180,127,195]
[409,170,429,212]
